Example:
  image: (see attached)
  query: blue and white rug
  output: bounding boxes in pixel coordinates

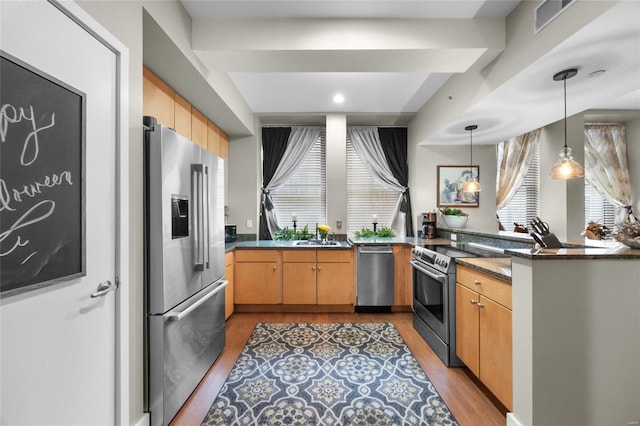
[202,322,458,425]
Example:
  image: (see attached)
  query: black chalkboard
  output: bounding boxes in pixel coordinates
[0,51,86,297]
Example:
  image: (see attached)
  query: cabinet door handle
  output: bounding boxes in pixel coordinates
[317,266,321,271]
[474,279,481,285]
[477,303,485,308]
[470,299,477,305]
[273,266,277,271]
[312,266,316,271]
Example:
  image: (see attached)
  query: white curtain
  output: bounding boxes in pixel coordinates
[584,124,636,224]
[496,129,541,210]
[347,126,408,237]
[263,126,323,236]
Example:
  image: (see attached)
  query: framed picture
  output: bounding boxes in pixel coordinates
[437,165,480,207]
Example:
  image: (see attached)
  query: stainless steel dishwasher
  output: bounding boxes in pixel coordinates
[356,245,395,312]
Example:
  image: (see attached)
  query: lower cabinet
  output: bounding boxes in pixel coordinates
[456,264,512,410]
[224,251,234,319]
[234,249,281,304]
[317,250,354,305]
[393,245,412,307]
[282,249,354,305]
[282,250,317,304]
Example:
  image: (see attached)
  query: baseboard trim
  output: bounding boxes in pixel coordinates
[234,304,354,313]
[134,413,150,426]
[507,412,523,426]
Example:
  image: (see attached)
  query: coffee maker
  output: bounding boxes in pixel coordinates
[419,212,438,239]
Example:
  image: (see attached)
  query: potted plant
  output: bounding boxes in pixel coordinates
[439,208,469,228]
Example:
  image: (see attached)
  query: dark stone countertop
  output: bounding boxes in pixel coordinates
[506,245,640,260]
[226,240,352,251]
[455,257,512,282]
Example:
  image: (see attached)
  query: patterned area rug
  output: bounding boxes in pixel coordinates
[202,322,458,425]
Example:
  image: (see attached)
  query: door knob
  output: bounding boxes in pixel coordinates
[90,280,117,298]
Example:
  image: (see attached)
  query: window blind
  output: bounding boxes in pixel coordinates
[585,180,616,229]
[346,137,399,235]
[497,146,540,230]
[270,132,326,230]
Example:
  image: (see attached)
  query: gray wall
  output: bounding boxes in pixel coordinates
[625,116,640,216]
[539,114,586,242]
[407,142,498,233]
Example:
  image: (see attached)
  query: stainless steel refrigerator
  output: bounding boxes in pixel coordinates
[144,117,227,426]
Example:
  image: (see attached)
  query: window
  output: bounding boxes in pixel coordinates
[346,137,399,235]
[270,132,326,229]
[497,146,539,230]
[585,180,616,229]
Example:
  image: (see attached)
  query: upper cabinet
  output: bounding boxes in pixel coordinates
[143,66,229,158]
[191,108,208,150]
[143,67,174,128]
[173,93,191,140]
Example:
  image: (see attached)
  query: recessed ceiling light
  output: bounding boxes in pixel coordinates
[333,93,345,104]
[589,69,606,78]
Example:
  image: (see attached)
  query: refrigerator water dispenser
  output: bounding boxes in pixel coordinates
[171,196,189,238]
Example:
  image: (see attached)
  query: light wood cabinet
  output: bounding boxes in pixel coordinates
[143,67,174,128]
[174,93,191,139]
[393,245,412,307]
[219,131,229,158]
[224,251,234,319]
[456,264,512,410]
[317,250,353,305]
[191,108,208,150]
[456,284,481,375]
[234,250,281,304]
[281,249,354,305]
[143,67,228,157]
[207,121,221,157]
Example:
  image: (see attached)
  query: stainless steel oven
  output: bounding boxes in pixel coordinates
[411,243,508,367]
[411,245,463,367]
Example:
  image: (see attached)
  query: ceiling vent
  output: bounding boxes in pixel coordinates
[534,0,576,34]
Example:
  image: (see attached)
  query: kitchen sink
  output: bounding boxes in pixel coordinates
[293,240,341,246]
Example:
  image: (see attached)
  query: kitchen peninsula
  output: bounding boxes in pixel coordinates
[416,226,640,425]
[506,245,640,426]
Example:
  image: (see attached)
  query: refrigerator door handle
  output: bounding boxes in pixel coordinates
[166,280,228,321]
[192,164,205,271]
[204,164,210,270]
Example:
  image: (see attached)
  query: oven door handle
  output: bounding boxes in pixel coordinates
[410,260,447,283]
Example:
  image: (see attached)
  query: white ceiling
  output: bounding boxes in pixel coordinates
[180,0,640,143]
[181,0,521,20]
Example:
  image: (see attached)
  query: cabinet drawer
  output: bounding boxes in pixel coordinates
[317,249,352,263]
[457,265,511,309]
[235,249,279,263]
[282,250,317,263]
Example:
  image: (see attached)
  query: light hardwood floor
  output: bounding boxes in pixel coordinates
[170,312,507,426]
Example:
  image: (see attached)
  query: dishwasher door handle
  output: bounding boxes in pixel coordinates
[358,247,394,254]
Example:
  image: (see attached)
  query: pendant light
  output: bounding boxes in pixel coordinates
[462,124,481,192]
[549,68,584,179]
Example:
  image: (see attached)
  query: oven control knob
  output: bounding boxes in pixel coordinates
[435,258,448,268]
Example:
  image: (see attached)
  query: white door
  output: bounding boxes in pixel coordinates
[0,1,126,425]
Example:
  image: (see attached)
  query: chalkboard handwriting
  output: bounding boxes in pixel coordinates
[0,170,73,211]
[1,103,56,166]
[0,171,73,262]
[0,200,55,257]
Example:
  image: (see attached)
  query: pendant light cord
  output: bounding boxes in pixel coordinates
[563,76,568,150]
[469,128,473,165]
